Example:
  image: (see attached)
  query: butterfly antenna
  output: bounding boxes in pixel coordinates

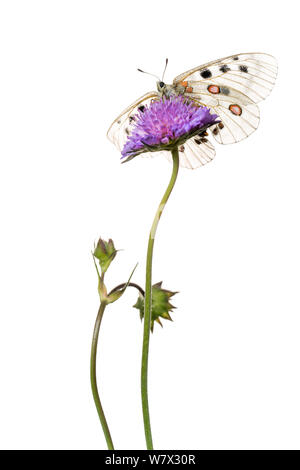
[137,68,160,81]
[161,58,168,82]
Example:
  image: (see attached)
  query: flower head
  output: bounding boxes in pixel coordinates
[121,96,219,162]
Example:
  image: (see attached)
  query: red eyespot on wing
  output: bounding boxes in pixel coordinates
[186,86,193,93]
[207,85,220,94]
[229,104,242,116]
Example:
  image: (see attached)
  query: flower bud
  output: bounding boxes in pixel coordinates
[133,282,177,332]
[93,238,117,274]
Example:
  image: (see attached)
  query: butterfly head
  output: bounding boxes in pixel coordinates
[138,58,169,95]
[157,81,166,93]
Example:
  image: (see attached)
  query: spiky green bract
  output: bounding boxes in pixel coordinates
[133,282,177,332]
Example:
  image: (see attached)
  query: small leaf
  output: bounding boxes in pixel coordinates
[106,263,138,304]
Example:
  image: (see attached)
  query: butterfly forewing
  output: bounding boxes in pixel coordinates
[174,53,277,103]
[107,92,159,151]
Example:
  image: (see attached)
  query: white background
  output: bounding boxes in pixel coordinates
[0,0,299,450]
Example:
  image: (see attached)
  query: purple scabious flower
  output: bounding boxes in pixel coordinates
[121,96,219,162]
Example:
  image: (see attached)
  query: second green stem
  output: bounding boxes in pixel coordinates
[90,302,114,450]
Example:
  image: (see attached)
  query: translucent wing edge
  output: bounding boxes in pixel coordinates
[173,52,277,84]
[107,92,159,142]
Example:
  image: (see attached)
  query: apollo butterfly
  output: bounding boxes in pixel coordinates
[107,53,277,169]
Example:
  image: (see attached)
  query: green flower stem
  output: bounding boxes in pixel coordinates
[90,301,114,450]
[141,147,180,450]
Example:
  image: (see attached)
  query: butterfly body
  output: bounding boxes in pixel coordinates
[108,53,277,169]
[157,81,186,98]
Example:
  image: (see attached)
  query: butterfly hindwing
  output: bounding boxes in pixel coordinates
[164,136,216,169]
[185,84,260,144]
[175,53,277,145]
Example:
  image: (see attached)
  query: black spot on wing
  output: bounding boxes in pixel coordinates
[200,69,212,79]
[194,137,208,145]
[219,65,230,73]
[239,65,248,73]
[138,105,145,112]
[220,87,230,95]
[233,56,239,61]
[208,123,224,137]
[198,130,208,137]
